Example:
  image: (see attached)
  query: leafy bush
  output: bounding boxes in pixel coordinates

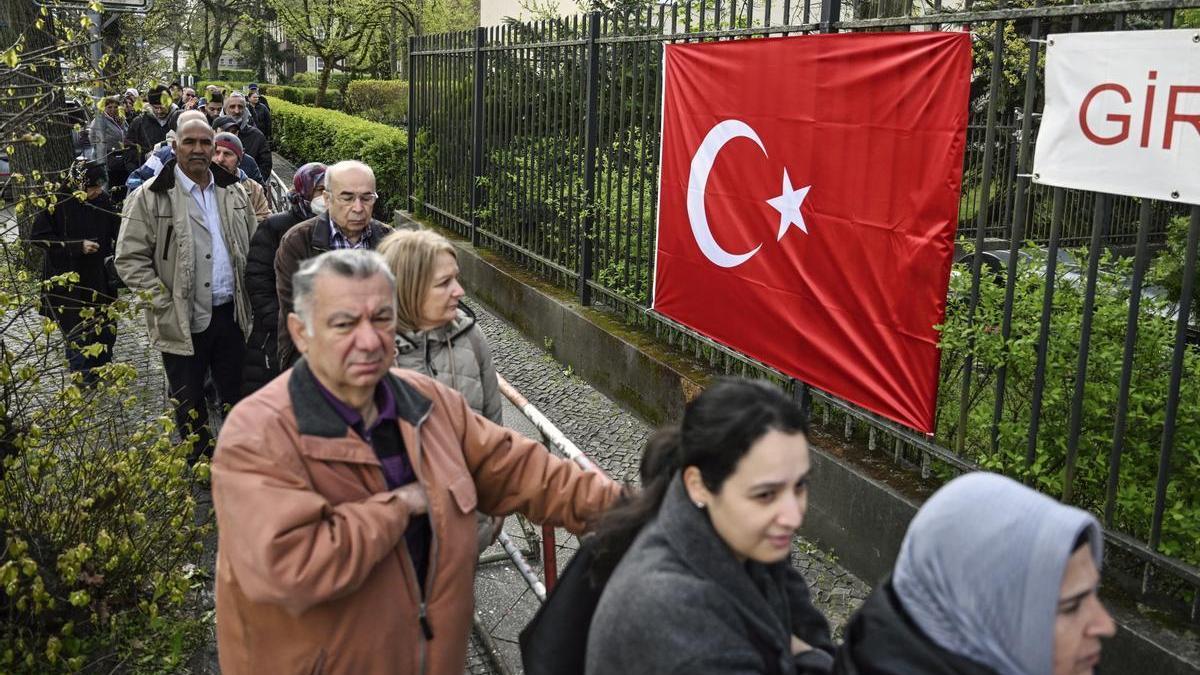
[344,80,409,126]
[289,72,352,92]
[0,254,210,671]
[936,246,1200,565]
[217,69,255,83]
[271,98,408,217]
[471,129,656,305]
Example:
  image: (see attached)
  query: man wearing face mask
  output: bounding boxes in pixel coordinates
[241,162,327,396]
[273,160,391,369]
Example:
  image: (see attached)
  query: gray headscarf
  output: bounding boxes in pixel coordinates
[892,472,1103,675]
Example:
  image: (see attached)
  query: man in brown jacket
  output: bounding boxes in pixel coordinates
[274,160,391,368]
[212,249,621,674]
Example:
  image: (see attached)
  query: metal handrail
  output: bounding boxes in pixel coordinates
[493,373,610,600]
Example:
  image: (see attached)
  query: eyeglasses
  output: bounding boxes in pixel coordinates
[334,192,378,206]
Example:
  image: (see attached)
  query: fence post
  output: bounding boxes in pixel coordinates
[819,0,841,32]
[579,11,602,306]
[407,35,416,214]
[470,27,486,248]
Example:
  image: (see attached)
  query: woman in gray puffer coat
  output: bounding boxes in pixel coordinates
[379,230,504,549]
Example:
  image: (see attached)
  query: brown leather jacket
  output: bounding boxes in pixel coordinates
[212,361,620,674]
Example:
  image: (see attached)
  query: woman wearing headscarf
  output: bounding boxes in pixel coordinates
[584,378,835,675]
[240,162,327,396]
[834,472,1116,675]
[377,228,505,553]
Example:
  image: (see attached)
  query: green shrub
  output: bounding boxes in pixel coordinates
[289,72,352,92]
[344,80,409,125]
[0,258,210,671]
[936,246,1200,566]
[271,98,408,216]
[217,69,255,82]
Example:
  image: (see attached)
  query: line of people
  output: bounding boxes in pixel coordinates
[90,82,272,202]
[49,77,1119,675]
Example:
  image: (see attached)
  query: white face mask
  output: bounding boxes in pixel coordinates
[310,195,327,215]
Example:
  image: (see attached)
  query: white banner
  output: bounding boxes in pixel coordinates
[1032,29,1200,205]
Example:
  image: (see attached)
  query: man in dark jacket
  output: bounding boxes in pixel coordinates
[241,162,327,396]
[274,160,390,368]
[223,92,271,182]
[30,159,120,384]
[125,85,174,165]
[247,90,272,147]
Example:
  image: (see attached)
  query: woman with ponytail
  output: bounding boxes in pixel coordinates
[584,378,834,675]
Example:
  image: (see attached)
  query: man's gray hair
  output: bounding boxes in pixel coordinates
[226,90,247,103]
[292,249,396,333]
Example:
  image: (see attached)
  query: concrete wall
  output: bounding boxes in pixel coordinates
[417,212,1200,674]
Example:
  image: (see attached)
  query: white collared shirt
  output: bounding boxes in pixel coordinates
[175,165,234,305]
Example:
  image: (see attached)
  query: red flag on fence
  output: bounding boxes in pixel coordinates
[652,32,971,432]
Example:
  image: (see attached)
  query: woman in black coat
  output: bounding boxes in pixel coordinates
[241,162,327,396]
[31,160,120,384]
[584,379,834,675]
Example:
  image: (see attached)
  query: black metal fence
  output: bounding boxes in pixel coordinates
[409,0,1200,621]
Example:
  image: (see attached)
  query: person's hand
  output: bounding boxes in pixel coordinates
[393,483,428,516]
[791,635,812,655]
[82,240,99,254]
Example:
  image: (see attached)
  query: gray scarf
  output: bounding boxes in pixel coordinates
[892,472,1103,675]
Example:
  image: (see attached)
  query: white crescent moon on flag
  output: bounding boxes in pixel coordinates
[687,119,766,268]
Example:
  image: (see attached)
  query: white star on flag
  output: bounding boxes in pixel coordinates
[765,169,811,241]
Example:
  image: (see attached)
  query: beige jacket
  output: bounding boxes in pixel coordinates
[242,177,270,222]
[211,362,621,674]
[395,305,502,424]
[115,160,256,355]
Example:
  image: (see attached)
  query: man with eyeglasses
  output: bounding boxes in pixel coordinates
[274,160,391,368]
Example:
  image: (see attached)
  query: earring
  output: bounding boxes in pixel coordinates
[693,500,705,509]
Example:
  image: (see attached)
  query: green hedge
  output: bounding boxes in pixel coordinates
[344,80,409,126]
[271,98,407,216]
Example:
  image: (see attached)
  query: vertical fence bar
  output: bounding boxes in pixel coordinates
[1103,199,1154,526]
[820,0,841,31]
[1148,205,1200,550]
[407,35,417,212]
[1025,187,1065,467]
[1062,193,1112,504]
[989,8,1042,455]
[579,11,602,305]
[955,10,1006,453]
[470,27,485,247]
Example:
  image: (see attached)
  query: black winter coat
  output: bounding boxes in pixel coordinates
[31,191,120,322]
[124,111,171,165]
[248,101,272,144]
[238,124,272,183]
[241,204,306,396]
[833,578,1000,675]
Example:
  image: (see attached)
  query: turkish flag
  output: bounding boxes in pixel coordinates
[652,32,971,433]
